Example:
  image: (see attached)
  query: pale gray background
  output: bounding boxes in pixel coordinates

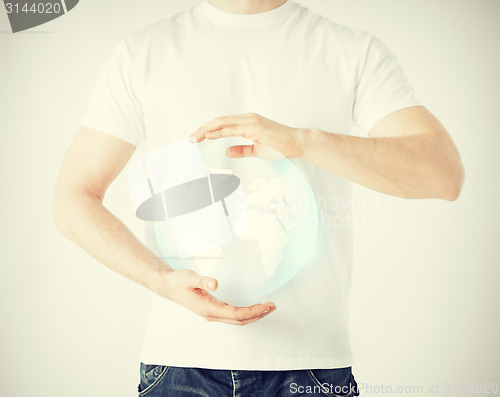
[0,1,499,396]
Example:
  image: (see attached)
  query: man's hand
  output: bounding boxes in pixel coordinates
[189,107,464,200]
[189,112,306,160]
[153,268,276,326]
[53,127,276,327]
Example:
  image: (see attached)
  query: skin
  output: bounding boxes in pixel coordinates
[53,127,276,326]
[53,107,464,327]
[53,1,464,327]
[190,107,464,200]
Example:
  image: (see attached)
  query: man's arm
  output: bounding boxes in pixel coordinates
[303,106,464,200]
[53,126,276,325]
[191,106,465,200]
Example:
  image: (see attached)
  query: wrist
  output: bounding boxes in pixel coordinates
[145,257,174,295]
[296,128,321,162]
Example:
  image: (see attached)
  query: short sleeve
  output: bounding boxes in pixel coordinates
[81,40,145,146]
[352,35,422,135]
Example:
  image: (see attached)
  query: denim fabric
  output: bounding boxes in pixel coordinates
[138,363,360,397]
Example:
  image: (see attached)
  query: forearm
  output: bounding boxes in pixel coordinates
[53,189,170,292]
[52,127,275,325]
[301,129,464,200]
[193,109,464,200]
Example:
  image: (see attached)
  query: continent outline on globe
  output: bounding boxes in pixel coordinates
[128,138,319,303]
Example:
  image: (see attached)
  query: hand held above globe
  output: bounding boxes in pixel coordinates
[150,266,277,326]
[189,113,306,160]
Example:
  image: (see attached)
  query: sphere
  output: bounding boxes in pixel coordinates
[150,138,318,303]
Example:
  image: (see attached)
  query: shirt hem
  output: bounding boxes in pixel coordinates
[138,352,353,371]
[81,119,143,147]
[362,100,423,135]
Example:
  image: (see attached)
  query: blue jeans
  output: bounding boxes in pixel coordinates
[138,363,360,397]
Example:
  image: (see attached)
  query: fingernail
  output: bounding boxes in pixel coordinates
[188,136,196,143]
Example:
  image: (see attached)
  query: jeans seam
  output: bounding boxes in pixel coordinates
[307,370,353,397]
[231,370,236,397]
[139,366,170,396]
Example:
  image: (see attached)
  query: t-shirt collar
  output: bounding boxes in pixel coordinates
[196,0,298,28]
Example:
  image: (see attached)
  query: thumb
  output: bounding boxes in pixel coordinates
[196,275,218,291]
[204,277,218,291]
[181,269,218,291]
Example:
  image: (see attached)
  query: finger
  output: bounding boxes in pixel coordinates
[205,305,276,325]
[205,126,248,140]
[225,145,256,158]
[203,115,251,133]
[189,115,251,143]
[206,301,277,322]
[205,306,277,326]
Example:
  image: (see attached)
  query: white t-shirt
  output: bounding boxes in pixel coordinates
[82,0,420,370]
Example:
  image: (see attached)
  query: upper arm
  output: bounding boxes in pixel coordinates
[55,126,136,201]
[368,106,464,199]
[369,106,449,139]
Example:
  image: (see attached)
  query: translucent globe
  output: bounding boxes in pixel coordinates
[153,138,318,303]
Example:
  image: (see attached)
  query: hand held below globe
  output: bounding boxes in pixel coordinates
[151,267,277,326]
